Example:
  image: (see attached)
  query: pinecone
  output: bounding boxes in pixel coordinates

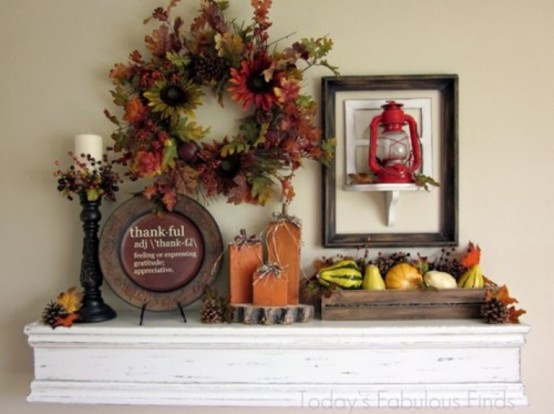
[190,55,227,84]
[481,298,509,324]
[200,297,224,324]
[41,301,67,328]
[199,286,232,324]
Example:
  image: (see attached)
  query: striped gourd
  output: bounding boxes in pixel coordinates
[317,260,363,289]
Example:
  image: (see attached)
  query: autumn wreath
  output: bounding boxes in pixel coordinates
[105,0,338,211]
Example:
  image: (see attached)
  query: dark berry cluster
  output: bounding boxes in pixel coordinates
[54,152,121,202]
[430,247,464,279]
[370,251,412,275]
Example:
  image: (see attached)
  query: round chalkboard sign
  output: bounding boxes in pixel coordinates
[99,195,223,311]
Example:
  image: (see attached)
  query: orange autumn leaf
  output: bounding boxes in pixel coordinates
[461,241,481,268]
[142,184,159,200]
[348,172,375,185]
[162,190,177,211]
[109,62,132,80]
[496,285,518,305]
[508,307,527,324]
[54,313,79,328]
[484,288,495,302]
[483,275,494,287]
[252,0,272,25]
[123,97,147,123]
[281,177,295,203]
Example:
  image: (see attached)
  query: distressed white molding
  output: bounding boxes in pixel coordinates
[25,312,529,408]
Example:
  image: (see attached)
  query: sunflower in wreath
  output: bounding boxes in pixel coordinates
[105,0,339,211]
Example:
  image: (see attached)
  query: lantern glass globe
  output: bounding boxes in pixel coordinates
[377,129,410,166]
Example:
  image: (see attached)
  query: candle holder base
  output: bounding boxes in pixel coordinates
[78,294,117,324]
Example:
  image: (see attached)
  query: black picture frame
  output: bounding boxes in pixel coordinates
[321,75,458,248]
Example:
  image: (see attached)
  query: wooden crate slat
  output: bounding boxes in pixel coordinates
[321,289,486,321]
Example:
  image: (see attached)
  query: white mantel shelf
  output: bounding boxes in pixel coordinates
[24,312,530,408]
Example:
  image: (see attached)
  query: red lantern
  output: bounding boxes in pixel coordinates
[368,101,422,183]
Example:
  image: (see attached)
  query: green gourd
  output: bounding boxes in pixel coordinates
[317,260,363,289]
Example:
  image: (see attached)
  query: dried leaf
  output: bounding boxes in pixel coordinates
[413,173,440,191]
[104,109,121,126]
[143,184,160,200]
[227,174,250,204]
[198,0,229,33]
[484,287,495,302]
[57,288,82,314]
[251,0,272,25]
[123,97,147,124]
[508,307,527,324]
[162,190,177,211]
[145,7,168,24]
[54,313,79,328]
[281,177,295,203]
[461,241,481,268]
[178,119,210,142]
[109,62,133,81]
[496,285,518,306]
[348,172,375,185]
[162,140,178,170]
[215,32,244,60]
[145,25,172,56]
[251,175,274,205]
[129,50,144,64]
[484,284,526,324]
[175,164,199,195]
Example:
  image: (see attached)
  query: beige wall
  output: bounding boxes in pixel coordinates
[1,0,553,413]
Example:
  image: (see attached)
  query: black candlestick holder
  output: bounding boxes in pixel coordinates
[77,193,116,323]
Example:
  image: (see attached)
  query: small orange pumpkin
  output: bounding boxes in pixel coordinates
[385,263,423,290]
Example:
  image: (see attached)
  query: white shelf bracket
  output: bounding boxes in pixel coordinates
[385,190,400,227]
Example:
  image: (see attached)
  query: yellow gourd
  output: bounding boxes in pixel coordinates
[385,263,423,290]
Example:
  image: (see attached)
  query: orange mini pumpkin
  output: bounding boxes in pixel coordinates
[385,263,423,290]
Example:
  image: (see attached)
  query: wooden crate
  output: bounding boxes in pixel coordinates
[321,289,486,321]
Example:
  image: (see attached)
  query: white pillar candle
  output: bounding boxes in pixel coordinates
[74,134,103,170]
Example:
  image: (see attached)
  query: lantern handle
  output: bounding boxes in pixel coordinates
[368,114,383,174]
[405,114,422,172]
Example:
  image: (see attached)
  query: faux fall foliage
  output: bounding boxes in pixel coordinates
[303,243,526,324]
[482,284,526,324]
[54,152,121,203]
[41,288,83,329]
[106,0,338,211]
